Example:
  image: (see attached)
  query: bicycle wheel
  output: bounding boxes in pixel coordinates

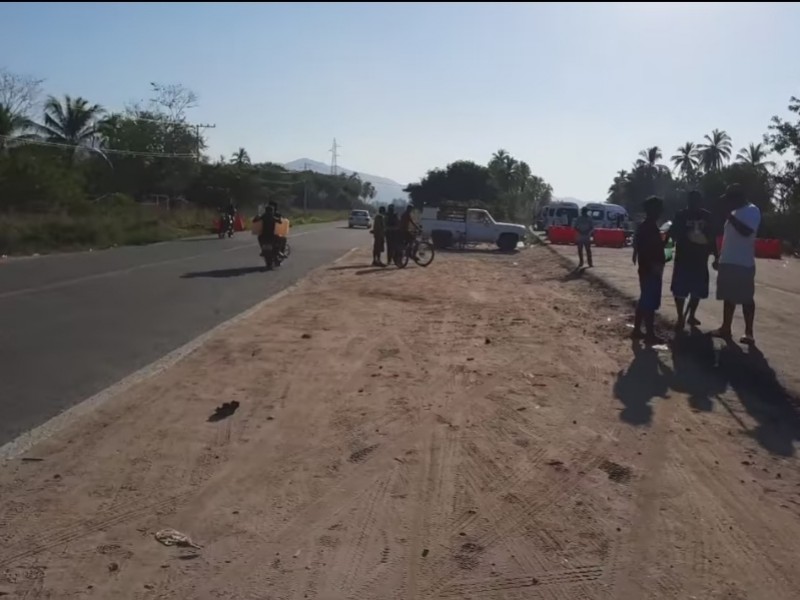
[393,247,410,269]
[412,240,435,267]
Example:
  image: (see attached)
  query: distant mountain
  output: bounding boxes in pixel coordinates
[283,158,408,206]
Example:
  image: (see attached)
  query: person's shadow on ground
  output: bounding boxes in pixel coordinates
[613,341,673,426]
[717,341,800,457]
[669,330,727,413]
[614,328,800,457]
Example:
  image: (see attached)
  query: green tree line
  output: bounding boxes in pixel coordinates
[0,68,373,253]
[606,96,800,245]
[404,149,553,222]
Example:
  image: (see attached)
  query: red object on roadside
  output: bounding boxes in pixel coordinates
[547,226,576,245]
[717,235,781,259]
[234,214,245,232]
[755,238,782,259]
[593,228,626,248]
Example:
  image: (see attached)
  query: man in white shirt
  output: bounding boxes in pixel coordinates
[712,183,761,344]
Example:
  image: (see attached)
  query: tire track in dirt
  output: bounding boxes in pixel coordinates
[671,433,800,598]
[0,491,192,568]
[424,433,616,598]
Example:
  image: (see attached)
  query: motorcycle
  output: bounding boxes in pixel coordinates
[218,213,234,239]
[260,235,288,270]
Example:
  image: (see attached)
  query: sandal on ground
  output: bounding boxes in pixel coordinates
[739,335,756,346]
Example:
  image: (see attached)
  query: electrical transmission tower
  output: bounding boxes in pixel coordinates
[193,123,216,162]
[329,138,340,175]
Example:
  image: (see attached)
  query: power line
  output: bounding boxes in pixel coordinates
[0,133,196,158]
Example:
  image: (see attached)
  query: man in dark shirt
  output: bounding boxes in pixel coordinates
[667,190,718,330]
[371,206,387,267]
[632,196,666,343]
[385,204,399,263]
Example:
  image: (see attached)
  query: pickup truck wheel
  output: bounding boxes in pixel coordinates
[431,230,453,249]
[497,233,519,252]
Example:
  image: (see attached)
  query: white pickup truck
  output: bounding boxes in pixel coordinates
[420,206,528,251]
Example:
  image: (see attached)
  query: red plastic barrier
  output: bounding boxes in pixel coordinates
[755,238,782,259]
[548,226,576,245]
[717,235,781,259]
[593,228,626,248]
[234,214,245,232]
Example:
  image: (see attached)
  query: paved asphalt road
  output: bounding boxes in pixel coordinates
[0,222,367,446]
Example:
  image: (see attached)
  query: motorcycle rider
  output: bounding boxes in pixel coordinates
[218,198,236,236]
[253,204,278,269]
[268,201,288,258]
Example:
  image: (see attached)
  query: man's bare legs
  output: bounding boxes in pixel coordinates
[687,296,701,326]
[674,296,686,330]
[742,301,756,343]
[713,301,736,339]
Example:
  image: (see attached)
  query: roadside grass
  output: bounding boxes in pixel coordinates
[0,207,349,256]
[286,210,349,226]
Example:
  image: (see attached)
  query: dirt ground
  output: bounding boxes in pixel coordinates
[549,242,800,395]
[2,245,800,600]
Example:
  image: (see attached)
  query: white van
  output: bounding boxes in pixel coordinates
[535,201,580,229]
[583,202,630,230]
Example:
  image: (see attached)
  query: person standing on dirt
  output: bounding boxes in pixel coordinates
[385,204,399,263]
[712,183,761,345]
[632,196,666,344]
[573,206,594,268]
[371,206,387,267]
[667,190,718,331]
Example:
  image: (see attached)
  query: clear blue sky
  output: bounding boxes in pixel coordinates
[2,2,799,200]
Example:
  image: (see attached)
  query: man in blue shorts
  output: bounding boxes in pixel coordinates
[632,196,666,344]
[667,190,719,331]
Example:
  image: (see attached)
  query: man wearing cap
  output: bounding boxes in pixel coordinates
[713,183,761,344]
[667,190,718,330]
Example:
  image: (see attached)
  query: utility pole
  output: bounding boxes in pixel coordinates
[193,123,216,162]
[329,138,340,176]
[303,161,309,213]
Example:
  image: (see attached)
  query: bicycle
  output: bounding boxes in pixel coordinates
[393,231,435,269]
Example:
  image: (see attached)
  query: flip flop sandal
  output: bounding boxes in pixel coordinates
[739,335,756,345]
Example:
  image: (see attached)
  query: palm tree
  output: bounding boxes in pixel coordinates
[670,142,700,180]
[634,147,669,181]
[607,169,629,204]
[230,147,250,166]
[636,146,663,169]
[36,95,105,146]
[489,148,518,192]
[736,142,774,171]
[0,103,31,150]
[512,160,532,192]
[698,129,732,172]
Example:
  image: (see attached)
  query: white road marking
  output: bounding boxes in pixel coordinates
[0,245,362,461]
